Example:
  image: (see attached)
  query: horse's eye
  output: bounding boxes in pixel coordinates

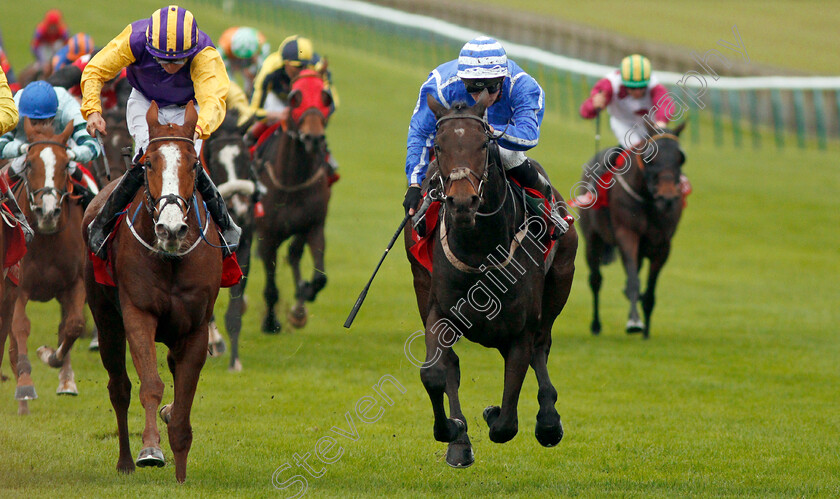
[482,142,489,150]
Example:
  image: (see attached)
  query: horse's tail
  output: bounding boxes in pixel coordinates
[601,243,617,265]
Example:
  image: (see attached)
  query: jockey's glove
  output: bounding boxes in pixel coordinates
[403,185,421,215]
[69,143,97,163]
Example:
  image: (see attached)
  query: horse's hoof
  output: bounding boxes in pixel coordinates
[136,447,165,468]
[288,305,307,329]
[626,319,644,333]
[88,336,99,351]
[482,406,501,428]
[117,460,135,474]
[446,441,475,468]
[535,419,564,447]
[159,404,172,425]
[0,371,8,382]
[262,316,282,334]
[15,385,38,401]
[590,321,601,335]
[445,423,474,468]
[228,359,243,373]
[207,323,226,357]
[37,345,62,367]
[56,379,78,396]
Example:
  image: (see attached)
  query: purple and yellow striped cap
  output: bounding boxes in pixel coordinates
[145,5,200,60]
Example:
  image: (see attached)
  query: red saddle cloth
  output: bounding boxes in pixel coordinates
[1,203,27,285]
[408,183,558,274]
[89,211,243,288]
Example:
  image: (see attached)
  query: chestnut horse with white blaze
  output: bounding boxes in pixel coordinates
[3,119,86,415]
[83,101,222,482]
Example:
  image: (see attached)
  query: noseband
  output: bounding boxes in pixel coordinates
[143,136,197,219]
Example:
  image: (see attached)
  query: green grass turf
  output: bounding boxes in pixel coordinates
[0,1,839,497]
[461,0,840,75]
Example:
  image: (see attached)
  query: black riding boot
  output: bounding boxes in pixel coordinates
[88,165,145,258]
[195,166,241,258]
[507,159,569,237]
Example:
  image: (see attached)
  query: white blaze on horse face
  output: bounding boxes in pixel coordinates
[454,128,465,137]
[39,147,58,214]
[218,144,239,184]
[158,144,185,231]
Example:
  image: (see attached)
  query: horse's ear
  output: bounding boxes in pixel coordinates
[317,56,328,77]
[146,101,160,128]
[289,89,302,109]
[472,89,491,117]
[673,121,687,137]
[426,93,446,120]
[58,120,74,145]
[183,101,198,131]
[23,117,34,140]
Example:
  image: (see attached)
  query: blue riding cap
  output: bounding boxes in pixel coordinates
[456,36,508,79]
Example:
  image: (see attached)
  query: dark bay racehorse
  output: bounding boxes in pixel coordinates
[579,123,687,339]
[203,109,256,371]
[83,102,222,482]
[255,70,333,332]
[404,93,577,467]
[4,119,86,415]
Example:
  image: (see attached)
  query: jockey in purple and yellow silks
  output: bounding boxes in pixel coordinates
[80,5,240,259]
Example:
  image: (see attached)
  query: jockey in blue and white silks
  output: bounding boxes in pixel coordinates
[405,42,544,186]
[403,36,567,235]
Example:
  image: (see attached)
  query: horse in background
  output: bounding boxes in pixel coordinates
[254,70,333,333]
[4,119,86,415]
[203,109,256,371]
[94,107,132,184]
[404,93,577,467]
[578,122,687,339]
[84,102,222,481]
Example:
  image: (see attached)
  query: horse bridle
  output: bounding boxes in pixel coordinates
[433,114,509,217]
[618,133,683,203]
[142,136,197,220]
[20,140,73,210]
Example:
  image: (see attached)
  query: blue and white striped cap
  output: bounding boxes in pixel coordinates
[456,36,508,79]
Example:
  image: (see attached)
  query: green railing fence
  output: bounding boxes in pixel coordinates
[197,0,840,150]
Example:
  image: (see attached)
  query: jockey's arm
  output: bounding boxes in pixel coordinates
[405,76,439,186]
[190,47,230,140]
[80,24,136,134]
[249,52,282,119]
[55,87,100,162]
[0,67,17,135]
[649,82,674,128]
[491,74,544,152]
[580,78,613,119]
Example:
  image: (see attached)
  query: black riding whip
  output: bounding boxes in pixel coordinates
[344,212,410,329]
[595,112,601,155]
[95,130,111,181]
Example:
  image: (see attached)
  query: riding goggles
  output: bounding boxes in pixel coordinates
[155,56,189,66]
[463,77,504,95]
